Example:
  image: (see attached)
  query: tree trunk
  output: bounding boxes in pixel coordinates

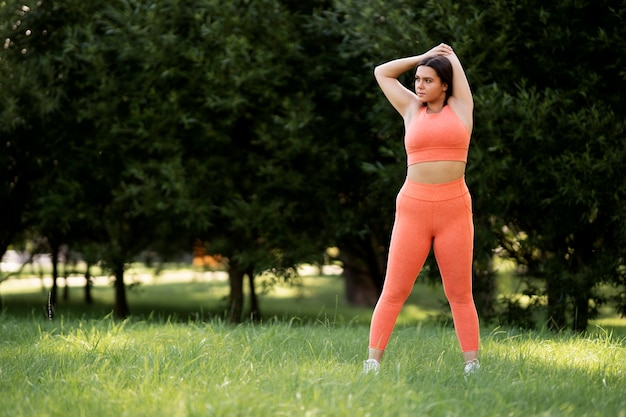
[340,251,379,307]
[571,271,593,332]
[572,292,589,332]
[62,251,71,301]
[84,262,93,305]
[50,243,59,306]
[113,261,130,319]
[228,261,245,323]
[248,270,261,322]
[546,275,567,331]
[623,282,626,318]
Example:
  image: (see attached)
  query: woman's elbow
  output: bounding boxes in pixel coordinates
[373,65,385,80]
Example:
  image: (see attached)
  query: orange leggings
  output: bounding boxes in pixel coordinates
[369,177,479,353]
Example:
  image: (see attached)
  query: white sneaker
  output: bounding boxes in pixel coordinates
[464,359,480,376]
[363,359,380,375]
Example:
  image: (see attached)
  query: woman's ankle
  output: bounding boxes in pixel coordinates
[368,347,384,362]
[462,350,479,363]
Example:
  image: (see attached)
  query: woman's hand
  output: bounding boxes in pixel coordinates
[424,43,453,59]
[373,43,454,120]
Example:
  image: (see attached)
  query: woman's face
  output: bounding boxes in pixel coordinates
[414,65,448,104]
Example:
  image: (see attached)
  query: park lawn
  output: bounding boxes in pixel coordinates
[1,271,626,417]
[1,267,624,335]
[0,314,625,417]
[0,268,453,325]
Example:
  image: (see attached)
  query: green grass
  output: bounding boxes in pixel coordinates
[0,271,451,325]
[1,271,626,416]
[1,315,625,417]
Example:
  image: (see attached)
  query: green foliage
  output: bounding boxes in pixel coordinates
[465,0,626,330]
[313,0,626,329]
[1,0,341,317]
[1,0,625,327]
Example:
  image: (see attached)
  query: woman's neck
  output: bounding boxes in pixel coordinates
[426,103,445,114]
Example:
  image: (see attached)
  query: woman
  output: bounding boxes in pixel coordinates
[363,43,480,375]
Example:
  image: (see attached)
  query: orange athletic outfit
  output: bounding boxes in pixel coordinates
[368,104,480,353]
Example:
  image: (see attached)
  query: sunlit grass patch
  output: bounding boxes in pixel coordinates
[2,266,625,415]
[2,314,625,417]
[0,271,451,328]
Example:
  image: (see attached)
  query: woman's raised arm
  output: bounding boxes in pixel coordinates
[445,50,474,132]
[374,43,454,120]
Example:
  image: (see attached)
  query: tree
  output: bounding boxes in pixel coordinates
[63,1,216,318]
[0,2,58,279]
[60,0,332,320]
[172,0,336,321]
[464,0,626,330]
[312,0,626,329]
[3,0,624,329]
[2,0,211,318]
[0,1,84,313]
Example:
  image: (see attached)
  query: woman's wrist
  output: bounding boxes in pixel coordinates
[375,53,427,79]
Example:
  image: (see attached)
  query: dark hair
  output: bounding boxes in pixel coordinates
[417,55,453,104]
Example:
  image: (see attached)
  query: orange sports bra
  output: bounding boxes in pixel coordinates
[405,105,470,165]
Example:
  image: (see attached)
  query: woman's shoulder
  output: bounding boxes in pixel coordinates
[446,98,473,133]
[404,101,426,124]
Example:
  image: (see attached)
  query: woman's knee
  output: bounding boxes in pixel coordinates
[443,284,474,305]
[379,283,413,306]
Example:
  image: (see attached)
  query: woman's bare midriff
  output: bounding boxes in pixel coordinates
[407,161,466,184]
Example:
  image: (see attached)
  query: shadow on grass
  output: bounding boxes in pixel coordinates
[0,276,361,323]
[0,284,228,322]
[1,275,450,327]
[2,276,624,336]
